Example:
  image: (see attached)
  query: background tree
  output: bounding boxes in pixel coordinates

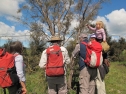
[109,37,126,62]
[25,23,46,72]
[18,0,109,43]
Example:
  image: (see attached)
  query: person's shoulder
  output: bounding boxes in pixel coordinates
[14,54,23,61]
[100,28,105,31]
[60,46,67,51]
[15,54,23,59]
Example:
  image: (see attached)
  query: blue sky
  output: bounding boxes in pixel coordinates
[0,0,126,47]
[99,0,126,16]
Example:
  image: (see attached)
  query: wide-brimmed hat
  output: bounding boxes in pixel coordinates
[48,36,63,42]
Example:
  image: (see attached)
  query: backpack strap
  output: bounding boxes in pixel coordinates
[81,42,91,55]
[14,53,19,57]
[81,42,87,46]
[0,48,6,57]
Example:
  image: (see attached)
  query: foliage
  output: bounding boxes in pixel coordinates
[108,38,126,62]
[0,39,13,52]
[1,62,126,94]
[105,62,126,94]
[25,30,46,72]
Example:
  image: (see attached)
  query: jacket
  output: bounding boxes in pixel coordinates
[72,39,88,70]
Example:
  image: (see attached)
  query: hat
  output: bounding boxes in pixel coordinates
[79,33,87,38]
[48,36,63,42]
[90,33,96,38]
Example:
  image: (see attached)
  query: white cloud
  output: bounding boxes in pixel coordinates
[0,22,30,41]
[70,19,79,29]
[91,8,126,38]
[0,0,25,21]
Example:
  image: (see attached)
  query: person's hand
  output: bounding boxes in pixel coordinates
[43,65,46,69]
[104,59,110,67]
[103,40,106,43]
[86,24,88,27]
[22,87,27,94]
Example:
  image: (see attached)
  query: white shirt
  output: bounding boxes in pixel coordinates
[15,54,26,82]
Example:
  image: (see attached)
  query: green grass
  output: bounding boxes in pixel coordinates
[105,62,126,94]
[0,62,126,94]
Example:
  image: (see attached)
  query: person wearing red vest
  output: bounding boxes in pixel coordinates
[39,36,70,94]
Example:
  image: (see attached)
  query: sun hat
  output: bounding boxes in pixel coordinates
[79,33,87,38]
[48,36,63,42]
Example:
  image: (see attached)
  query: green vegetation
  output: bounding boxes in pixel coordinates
[0,62,126,94]
[105,62,126,94]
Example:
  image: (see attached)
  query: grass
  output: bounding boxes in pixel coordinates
[0,62,126,94]
[105,62,126,94]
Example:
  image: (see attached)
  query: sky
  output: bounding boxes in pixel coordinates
[0,0,126,47]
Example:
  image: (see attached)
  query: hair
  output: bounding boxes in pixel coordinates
[9,41,23,54]
[96,21,104,28]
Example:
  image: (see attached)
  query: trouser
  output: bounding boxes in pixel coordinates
[7,82,21,94]
[47,76,67,94]
[79,67,95,94]
[95,69,106,94]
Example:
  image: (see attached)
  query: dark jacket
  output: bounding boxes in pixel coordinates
[80,39,97,81]
[79,39,88,70]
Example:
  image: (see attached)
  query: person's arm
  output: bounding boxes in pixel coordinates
[64,48,70,65]
[39,49,47,69]
[20,81,27,94]
[87,25,96,31]
[101,28,106,42]
[15,55,27,94]
[72,44,80,58]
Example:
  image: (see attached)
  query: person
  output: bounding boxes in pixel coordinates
[7,41,27,94]
[86,21,106,43]
[39,36,70,94]
[87,21,110,79]
[72,33,97,94]
[89,33,107,94]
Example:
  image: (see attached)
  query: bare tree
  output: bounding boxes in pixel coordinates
[17,0,109,43]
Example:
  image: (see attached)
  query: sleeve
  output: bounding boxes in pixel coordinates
[39,49,47,68]
[15,55,26,82]
[64,48,70,64]
[60,47,70,65]
[101,29,106,41]
[72,44,80,58]
[88,25,96,31]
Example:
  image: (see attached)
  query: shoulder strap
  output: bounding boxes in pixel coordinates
[14,53,19,57]
[81,42,87,46]
[0,48,6,57]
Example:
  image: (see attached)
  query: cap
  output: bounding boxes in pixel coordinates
[90,33,96,38]
[48,36,63,42]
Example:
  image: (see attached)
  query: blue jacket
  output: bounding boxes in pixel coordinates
[79,39,88,70]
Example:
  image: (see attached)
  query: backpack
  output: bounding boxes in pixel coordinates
[81,41,103,68]
[46,45,64,77]
[0,49,19,88]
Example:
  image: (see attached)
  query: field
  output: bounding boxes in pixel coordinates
[0,62,126,94]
